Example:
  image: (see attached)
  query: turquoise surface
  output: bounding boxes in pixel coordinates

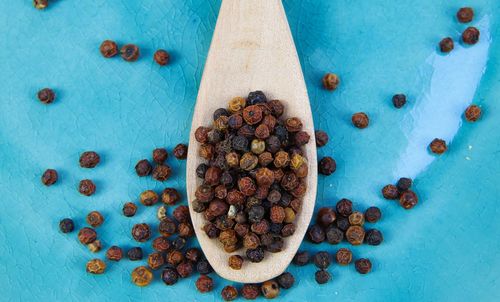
[0,0,499,301]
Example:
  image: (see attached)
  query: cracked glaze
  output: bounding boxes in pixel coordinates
[0,0,499,301]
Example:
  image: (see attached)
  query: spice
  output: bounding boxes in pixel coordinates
[41,169,58,186]
[99,40,118,58]
[336,216,350,232]
[176,261,194,278]
[37,88,55,104]
[228,97,246,112]
[261,280,280,299]
[123,202,138,217]
[185,248,201,263]
[365,229,384,245]
[173,144,188,159]
[322,73,340,91]
[355,258,372,274]
[159,217,177,237]
[247,90,267,105]
[78,179,96,196]
[464,104,481,122]
[147,252,165,270]
[172,237,187,250]
[221,285,239,301]
[429,138,447,154]
[396,177,412,191]
[166,250,184,266]
[382,184,399,199]
[197,259,213,275]
[87,240,102,253]
[140,190,159,206]
[127,247,143,261]
[246,247,265,263]
[317,207,336,227]
[364,207,382,223]
[86,259,106,274]
[352,112,369,129]
[336,198,353,217]
[392,94,407,108]
[318,156,336,175]
[33,0,48,9]
[152,237,171,252]
[325,225,344,244]
[120,44,140,62]
[228,255,244,270]
[152,164,172,181]
[315,130,329,147]
[154,49,170,66]
[313,251,331,269]
[196,275,214,293]
[293,251,310,266]
[86,211,104,227]
[335,248,352,265]
[241,284,260,299]
[439,38,454,53]
[173,205,190,223]
[59,218,74,233]
[131,223,151,242]
[132,266,153,287]
[399,190,418,209]
[345,225,365,245]
[135,159,152,176]
[315,270,331,284]
[462,27,480,45]
[308,224,325,243]
[277,272,295,289]
[106,246,123,261]
[457,7,474,23]
[78,227,97,244]
[152,148,168,164]
[79,151,100,168]
[348,211,365,226]
[160,188,180,205]
[161,267,179,285]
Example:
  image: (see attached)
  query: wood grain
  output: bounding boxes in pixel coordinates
[186,0,317,283]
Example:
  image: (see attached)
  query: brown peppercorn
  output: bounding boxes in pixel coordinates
[228,114,244,129]
[464,104,481,122]
[243,105,263,125]
[185,248,201,263]
[270,206,286,224]
[79,151,100,168]
[173,205,190,223]
[221,285,238,301]
[120,44,140,62]
[315,130,329,147]
[152,148,168,164]
[281,171,299,191]
[33,0,48,10]
[205,166,222,186]
[345,225,365,245]
[139,190,158,206]
[196,184,214,202]
[262,115,277,131]
[336,198,353,217]
[225,152,239,168]
[160,188,180,205]
[254,124,270,140]
[352,112,369,129]
[294,131,310,146]
[317,207,336,227]
[439,37,454,53]
[457,7,474,23]
[285,117,303,132]
[173,144,188,159]
[261,280,280,299]
[238,177,257,196]
[462,27,480,45]
[78,227,97,244]
[241,284,260,299]
[240,152,258,171]
[147,252,165,270]
[273,151,290,168]
[37,88,55,104]
[322,73,340,90]
[87,240,102,253]
[152,237,171,252]
[199,144,215,160]
[131,266,153,287]
[106,246,123,261]
[196,275,214,293]
[154,49,170,66]
[219,229,238,246]
[215,185,228,200]
[178,222,194,238]
[254,167,274,187]
[315,270,332,284]
[86,259,106,274]
[429,138,447,154]
[41,169,58,186]
[355,258,372,274]
[336,248,353,265]
[135,159,152,176]
[166,250,184,266]
[122,202,138,217]
[318,156,336,175]
[228,255,244,270]
[399,190,418,209]
[152,164,172,181]
[243,232,261,249]
[195,126,211,143]
[281,223,296,237]
[365,207,382,223]
[86,211,104,228]
[308,224,325,243]
[78,179,96,196]
[392,94,407,108]
[100,40,118,58]
[208,199,229,217]
[176,261,194,278]
[158,217,177,237]
[131,223,151,242]
[382,184,399,199]
[348,211,365,226]
[234,223,250,237]
[214,115,229,131]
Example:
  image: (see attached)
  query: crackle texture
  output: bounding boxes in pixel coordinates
[0,0,499,301]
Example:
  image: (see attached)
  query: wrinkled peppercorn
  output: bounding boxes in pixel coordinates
[221,285,239,301]
[243,105,263,125]
[132,266,153,287]
[462,27,480,45]
[176,261,194,278]
[392,94,407,108]
[87,240,102,252]
[336,198,353,217]
[154,49,170,66]
[196,163,208,178]
[161,188,180,205]
[247,90,267,105]
[41,169,58,186]
[382,184,399,199]
[33,0,48,10]
[123,202,138,217]
[308,224,325,243]
[86,259,106,274]
[399,190,418,209]
[78,227,97,244]
[246,247,265,263]
[161,267,179,285]
[152,164,172,181]
[293,251,310,266]
[285,117,303,133]
[196,275,214,293]
[277,272,295,289]
[152,148,168,164]
[100,40,118,58]
[397,177,412,191]
[336,216,350,232]
[152,237,171,252]
[86,211,104,227]
[429,138,447,154]
[185,248,201,263]
[336,248,353,265]
[315,270,331,284]
[79,151,100,168]
[464,104,481,122]
[322,73,340,91]
[172,237,187,250]
[178,222,194,238]
[355,258,372,274]
[173,205,190,223]
[346,225,365,245]
[228,96,246,112]
[261,280,280,299]
[439,37,454,53]
[197,258,213,275]
[314,251,331,269]
[78,179,96,196]
[166,250,184,266]
[228,255,244,270]
[127,247,143,261]
[173,144,188,159]
[457,7,474,23]
[132,223,151,242]
[59,218,74,233]
[365,229,384,245]
[318,156,336,175]
[37,88,55,104]
[106,246,123,261]
[140,190,158,206]
[315,130,329,147]
[352,112,369,129]
[325,225,343,244]
[120,44,140,61]
[241,284,260,299]
[365,207,382,223]
[348,211,364,226]
[317,207,336,227]
[159,217,177,237]
[135,159,152,176]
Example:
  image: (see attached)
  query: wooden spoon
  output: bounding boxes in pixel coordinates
[186,0,317,283]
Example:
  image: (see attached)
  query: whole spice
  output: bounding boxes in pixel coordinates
[132,266,153,287]
[336,198,353,217]
[313,251,331,269]
[261,280,280,299]
[33,0,48,10]
[185,248,201,263]
[86,259,106,274]
[127,247,143,261]
[59,218,74,233]
[348,211,365,226]
[399,190,418,209]
[99,40,118,58]
[439,37,454,53]
[315,130,329,147]
[197,259,213,275]
[457,7,474,23]
[336,248,352,265]
[365,229,384,246]
[173,205,190,223]
[336,216,350,232]
[176,261,193,278]
[154,49,170,66]
[322,73,340,91]
[462,27,480,45]
[241,284,260,299]
[123,202,138,217]
[153,148,168,164]
[152,164,172,181]
[86,211,104,227]
[364,207,382,223]
[345,225,365,245]
[293,251,310,266]
[429,138,447,154]
[228,97,246,112]
[352,112,369,129]
[196,275,214,293]
[355,258,372,274]
[382,184,399,199]
[79,151,100,168]
[161,267,179,285]
[78,179,96,196]
[41,169,58,186]
[464,104,481,122]
[397,177,412,191]
[243,105,263,125]
[221,286,239,301]
[277,272,295,289]
[135,159,152,176]
[317,207,336,227]
[131,223,151,242]
[87,240,102,253]
[228,255,244,270]
[147,252,165,270]
[159,217,177,237]
[315,270,331,284]
[318,156,336,175]
[172,236,186,250]
[78,227,97,244]
[152,237,171,252]
[161,188,180,205]
[246,247,265,263]
[106,246,123,261]
[325,225,344,244]
[285,117,303,132]
[173,144,188,159]
[140,190,159,206]
[247,90,267,105]
[120,44,140,62]
[308,224,325,243]
[392,94,407,108]
[37,88,55,104]
[166,250,184,266]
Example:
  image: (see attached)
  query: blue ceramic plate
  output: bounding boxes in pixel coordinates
[0,1,498,301]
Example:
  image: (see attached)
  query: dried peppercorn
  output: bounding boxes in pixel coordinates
[78,227,97,244]
[293,251,310,266]
[228,114,244,129]
[178,222,194,237]
[161,188,180,205]
[346,225,365,245]
[59,218,74,233]
[281,172,299,191]
[355,258,372,274]
[221,285,239,301]
[246,247,265,263]
[152,148,168,164]
[86,211,104,227]
[241,284,260,299]
[152,237,171,252]
[325,225,343,244]
[140,190,158,206]
[365,207,382,223]
[314,251,331,269]
[132,266,153,287]
[37,88,55,104]
[159,217,177,237]
[78,179,96,196]
[99,40,118,58]
[243,232,261,249]
[86,259,106,274]
[127,247,143,261]
[392,94,407,108]
[285,117,303,132]
[336,198,353,217]
[352,112,369,129]
[232,135,249,152]
[243,105,263,125]
[315,130,329,147]
[348,211,365,226]
[154,49,170,66]
[462,27,480,45]
[33,0,48,10]
[247,90,267,105]
[322,73,340,90]
[205,166,222,186]
[270,206,286,224]
[172,237,187,250]
[185,248,201,263]
[261,280,280,299]
[318,156,336,175]
[123,202,138,217]
[120,44,140,61]
[267,99,284,117]
[281,223,296,237]
[161,267,179,285]
[135,159,152,176]
[397,177,412,191]
[336,248,352,265]
[283,207,295,223]
[195,127,211,143]
[106,246,123,261]
[203,223,220,238]
[277,272,295,289]
[308,224,325,243]
[197,258,213,275]
[250,139,266,155]
[41,169,58,186]
[131,223,151,242]
[382,184,399,199]
[87,240,102,253]
[196,275,214,293]
[439,37,454,53]
[228,97,246,113]
[317,207,336,227]
[365,229,384,245]
[294,131,310,146]
[315,270,331,284]
[147,252,165,270]
[79,151,100,168]
[457,7,474,23]
[176,261,194,278]
[429,138,447,154]
[173,144,188,159]
[166,250,184,266]
[152,164,172,181]
[399,190,418,209]
[464,104,481,122]
[336,216,350,232]
[228,255,244,270]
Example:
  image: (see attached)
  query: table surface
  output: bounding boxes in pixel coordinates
[0,1,499,301]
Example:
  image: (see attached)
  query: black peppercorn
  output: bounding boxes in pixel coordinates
[315,130,329,147]
[325,225,344,244]
[355,258,372,274]
[41,169,58,186]
[197,258,213,275]
[152,148,168,164]
[78,179,96,196]
[392,94,407,108]
[400,190,418,209]
[336,216,350,232]
[135,159,152,176]
[173,144,188,159]
[293,251,310,266]
[246,247,265,263]
[59,218,74,233]
[37,88,55,104]
[221,285,239,301]
[322,73,340,91]
[127,247,143,261]
[462,27,480,45]
[365,229,384,245]
[464,105,482,122]
[439,37,454,53]
[318,156,336,175]
[100,40,118,58]
[429,138,447,154]
[364,207,382,223]
[313,251,331,269]
[336,198,353,217]
[315,270,331,284]
[382,184,399,199]
[120,44,140,62]
[196,163,208,178]
[196,275,214,293]
[396,177,412,191]
[154,49,170,66]
[161,267,179,285]
[277,272,295,289]
[123,202,138,217]
[247,90,267,105]
[308,224,325,243]
[79,151,100,168]
[131,223,151,242]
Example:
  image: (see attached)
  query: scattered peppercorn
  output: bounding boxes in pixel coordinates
[315,270,331,284]
[86,259,106,274]
[336,248,353,265]
[185,248,201,263]
[241,284,260,299]
[392,94,407,108]
[196,275,214,293]
[99,40,118,58]
[197,258,213,275]
[364,207,382,223]
[355,258,372,274]
[293,251,310,266]
[396,177,412,191]
[346,225,365,245]
[131,223,151,242]
[172,237,187,250]
[348,211,365,226]
[325,225,344,244]
[228,255,244,270]
[78,179,96,196]
[152,148,168,164]
[147,252,165,270]
[462,27,480,45]
[154,49,170,66]
[86,211,104,228]
[173,144,188,159]
[166,250,184,266]
[365,229,384,246]
[152,164,172,181]
[318,156,336,175]
[429,138,447,154]
[106,246,123,261]
[120,44,140,62]
[261,280,280,299]
[127,247,143,261]
[322,73,340,91]
[33,0,48,9]
[79,151,100,168]
[457,7,474,23]
[159,217,177,237]
[439,37,454,53]
[352,112,369,129]
[247,90,267,105]
[308,224,325,243]
[78,227,97,244]
[382,184,399,200]
[123,202,138,217]
[41,169,58,186]
[221,285,239,301]
[277,272,295,289]
[37,88,55,104]
[464,104,481,122]
[314,251,331,269]
[336,198,353,217]
[135,159,152,176]
[161,267,179,285]
[132,266,153,287]
[59,218,74,233]
[139,190,158,206]
[314,130,329,147]
[399,190,418,209]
